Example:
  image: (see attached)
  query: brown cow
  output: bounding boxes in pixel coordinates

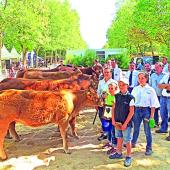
[22,69,81,80]
[0,76,98,141]
[16,65,102,79]
[0,88,99,160]
[16,67,78,78]
[0,76,94,91]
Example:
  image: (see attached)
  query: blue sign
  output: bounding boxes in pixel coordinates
[27,53,31,66]
[33,52,37,66]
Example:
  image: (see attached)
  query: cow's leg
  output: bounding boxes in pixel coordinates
[5,130,12,139]
[58,120,71,154]
[9,121,20,142]
[0,121,9,160]
[69,117,79,139]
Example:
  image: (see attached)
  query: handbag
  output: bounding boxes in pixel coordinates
[103,105,112,120]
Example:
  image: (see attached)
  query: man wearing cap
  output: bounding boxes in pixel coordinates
[156,63,170,137]
[109,78,135,167]
[131,72,160,156]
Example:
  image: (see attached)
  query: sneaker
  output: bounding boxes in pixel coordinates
[155,129,168,133]
[102,142,112,149]
[124,156,132,167]
[107,147,116,155]
[109,152,123,159]
[97,134,107,141]
[145,149,152,156]
[154,124,159,128]
[165,135,170,141]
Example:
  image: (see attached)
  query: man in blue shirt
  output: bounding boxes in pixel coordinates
[156,63,170,135]
[150,62,165,127]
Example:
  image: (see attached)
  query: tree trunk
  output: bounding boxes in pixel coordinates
[0,33,3,74]
[22,47,27,68]
[44,51,47,67]
[50,51,53,65]
[35,47,40,68]
[149,41,154,56]
[136,45,139,57]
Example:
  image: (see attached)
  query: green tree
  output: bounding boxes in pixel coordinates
[82,49,97,66]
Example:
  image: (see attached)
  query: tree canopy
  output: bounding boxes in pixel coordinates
[107,0,170,58]
[0,0,87,68]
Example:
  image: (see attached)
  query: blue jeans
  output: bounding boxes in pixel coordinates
[109,125,117,145]
[98,107,112,133]
[154,96,160,125]
[132,107,152,150]
[115,126,132,143]
[159,96,170,132]
[98,107,104,123]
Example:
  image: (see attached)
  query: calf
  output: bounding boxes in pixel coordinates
[0,76,98,141]
[0,88,98,160]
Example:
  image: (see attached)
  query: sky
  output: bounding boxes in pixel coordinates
[70,0,117,49]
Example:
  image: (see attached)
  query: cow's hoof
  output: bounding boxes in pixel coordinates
[5,135,12,139]
[64,150,71,154]
[15,138,21,142]
[73,135,79,140]
[0,155,8,161]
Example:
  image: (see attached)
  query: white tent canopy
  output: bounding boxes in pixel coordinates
[10,47,20,60]
[0,45,12,60]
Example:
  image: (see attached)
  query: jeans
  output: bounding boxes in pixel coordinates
[109,125,117,145]
[98,107,111,133]
[159,96,170,132]
[132,107,152,150]
[98,107,104,123]
[154,96,160,125]
[115,126,132,143]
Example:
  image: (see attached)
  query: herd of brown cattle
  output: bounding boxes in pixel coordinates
[0,65,102,160]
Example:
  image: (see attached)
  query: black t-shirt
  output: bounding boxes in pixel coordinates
[114,92,134,127]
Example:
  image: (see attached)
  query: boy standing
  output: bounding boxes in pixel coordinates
[109,78,135,167]
[102,82,119,154]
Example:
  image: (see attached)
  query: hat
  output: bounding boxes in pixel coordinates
[119,78,129,85]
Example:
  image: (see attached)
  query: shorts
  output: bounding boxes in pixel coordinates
[115,126,132,143]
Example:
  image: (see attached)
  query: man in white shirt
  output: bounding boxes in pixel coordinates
[162,56,169,74]
[111,59,122,82]
[131,72,160,156]
[125,62,139,93]
[156,63,170,137]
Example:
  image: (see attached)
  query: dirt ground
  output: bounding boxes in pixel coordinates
[0,109,170,170]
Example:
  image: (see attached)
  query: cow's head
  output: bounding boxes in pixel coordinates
[75,74,98,90]
[86,86,99,106]
[92,65,103,79]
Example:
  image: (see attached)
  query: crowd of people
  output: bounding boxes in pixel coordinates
[95,56,170,167]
